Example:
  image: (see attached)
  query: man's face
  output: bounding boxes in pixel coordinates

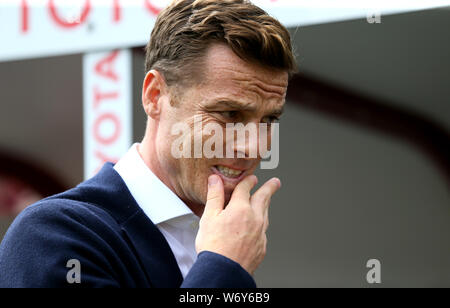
[155,44,288,212]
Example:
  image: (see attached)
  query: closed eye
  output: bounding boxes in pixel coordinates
[218,111,239,119]
[262,116,280,124]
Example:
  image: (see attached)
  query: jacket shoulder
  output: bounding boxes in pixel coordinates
[0,195,133,287]
[19,194,121,232]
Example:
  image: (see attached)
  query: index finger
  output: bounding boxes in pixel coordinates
[227,175,258,207]
[250,177,281,215]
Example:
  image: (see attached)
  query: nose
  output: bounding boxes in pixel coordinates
[227,122,270,159]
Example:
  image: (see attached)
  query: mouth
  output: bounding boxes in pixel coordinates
[211,165,247,183]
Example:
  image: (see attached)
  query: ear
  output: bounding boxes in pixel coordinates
[142,70,167,119]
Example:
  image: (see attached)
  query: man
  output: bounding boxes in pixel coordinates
[0,0,296,287]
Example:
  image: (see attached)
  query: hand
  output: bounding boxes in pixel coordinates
[195,174,281,275]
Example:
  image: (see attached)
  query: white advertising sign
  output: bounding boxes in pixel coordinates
[83,48,132,180]
[1,0,449,62]
[0,0,165,62]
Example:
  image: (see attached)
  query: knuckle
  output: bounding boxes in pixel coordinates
[260,238,267,255]
[246,212,258,226]
[254,193,269,205]
[255,215,264,227]
[207,194,221,203]
[234,204,250,216]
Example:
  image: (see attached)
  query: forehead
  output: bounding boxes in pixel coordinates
[198,44,289,106]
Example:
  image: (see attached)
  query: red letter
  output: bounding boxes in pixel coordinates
[94,50,120,82]
[93,87,119,109]
[144,0,161,16]
[21,0,29,33]
[93,113,121,145]
[113,0,121,23]
[48,0,91,28]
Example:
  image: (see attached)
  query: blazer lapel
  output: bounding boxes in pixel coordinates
[120,211,183,288]
[74,163,183,287]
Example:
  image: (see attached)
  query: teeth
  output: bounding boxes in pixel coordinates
[216,165,243,178]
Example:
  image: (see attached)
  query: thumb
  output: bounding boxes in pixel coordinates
[204,175,225,216]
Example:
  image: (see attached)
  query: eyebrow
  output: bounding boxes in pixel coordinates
[209,100,257,112]
[206,100,284,116]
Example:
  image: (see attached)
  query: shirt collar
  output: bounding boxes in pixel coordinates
[113,144,195,225]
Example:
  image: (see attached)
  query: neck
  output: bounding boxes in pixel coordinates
[181,199,205,218]
[138,125,204,218]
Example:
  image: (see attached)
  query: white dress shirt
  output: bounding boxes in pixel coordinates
[113,144,199,279]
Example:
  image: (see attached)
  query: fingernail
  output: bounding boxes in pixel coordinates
[275,178,281,188]
[208,175,219,186]
[251,175,258,184]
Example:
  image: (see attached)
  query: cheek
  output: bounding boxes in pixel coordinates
[178,158,212,203]
[178,157,211,181]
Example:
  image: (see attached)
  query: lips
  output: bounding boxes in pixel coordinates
[212,165,247,183]
[215,165,243,178]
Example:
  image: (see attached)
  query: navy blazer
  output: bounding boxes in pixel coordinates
[0,163,256,288]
